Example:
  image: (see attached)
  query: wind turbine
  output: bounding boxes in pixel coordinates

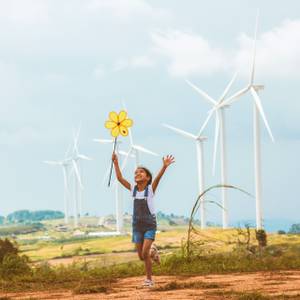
[119,101,159,171]
[93,138,125,233]
[163,124,207,229]
[185,73,237,229]
[44,145,73,224]
[221,11,274,229]
[119,127,159,174]
[69,126,92,227]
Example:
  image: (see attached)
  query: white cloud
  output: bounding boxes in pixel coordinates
[233,19,300,79]
[150,30,227,77]
[148,19,300,79]
[0,0,50,25]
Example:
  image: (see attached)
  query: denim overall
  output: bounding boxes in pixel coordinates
[132,185,157,232]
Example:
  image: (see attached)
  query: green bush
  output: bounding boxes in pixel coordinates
[0,254,31,278]
[0,238,31,279]
[277,230,286,235]
[0,239,18,263]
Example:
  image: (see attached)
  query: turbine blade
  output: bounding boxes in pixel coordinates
[197,109,215,136]
[163,123,197,140]
[64,140,73,159]
[212,111,220,175]
[119,150,135,158]
[72,160,83,189]
[186,79,217,105]
[120,149,132,172]
[112,148,133,186]
[250,10,259,85]
[133,145,158,156]
[77,154,92,160]
[122,100,134,146]
[93,139,113,144]
[250,87,274,142]
[73,123,81,154]
[219,72,238,102]
[221,87,249,106]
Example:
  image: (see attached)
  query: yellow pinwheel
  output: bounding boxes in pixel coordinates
[105,110,133,187]
[105,110,133,137]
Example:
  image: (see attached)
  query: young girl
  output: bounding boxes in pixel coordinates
[112,153,175,287]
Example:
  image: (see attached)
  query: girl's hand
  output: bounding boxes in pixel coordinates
[163,155,175,168]
[112,153,118,164]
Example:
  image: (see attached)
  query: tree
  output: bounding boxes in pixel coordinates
[0,238,18,263]
[288,224,300,234]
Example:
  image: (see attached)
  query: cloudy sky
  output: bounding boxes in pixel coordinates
[1,0,299,225]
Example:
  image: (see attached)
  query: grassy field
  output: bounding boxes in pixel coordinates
[13,222,300,265]
[19,228,186,262]
[0,221,300,298]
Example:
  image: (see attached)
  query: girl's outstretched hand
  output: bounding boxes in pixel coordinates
[112,153,118,164]
[163,155,175,168]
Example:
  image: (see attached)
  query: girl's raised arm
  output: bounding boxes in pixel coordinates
[112,153,131,191]
[152,155,175,193]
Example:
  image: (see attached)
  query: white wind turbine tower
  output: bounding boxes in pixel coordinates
[44,144,73,224]
[221,11,274,229]
[185,73,237,229]
[44,159,72,224]
[70,126,92,227]
[93,138,126,233]
[162,124,207,229]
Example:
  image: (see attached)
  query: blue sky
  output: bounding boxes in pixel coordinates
[1,0,299,224]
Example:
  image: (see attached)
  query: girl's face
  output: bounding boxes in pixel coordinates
[134,168,150,184]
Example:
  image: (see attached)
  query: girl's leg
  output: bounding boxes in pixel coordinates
[142,239,154,281]
[135,243,144,261]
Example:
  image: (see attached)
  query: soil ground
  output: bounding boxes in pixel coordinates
[1,270,300,299]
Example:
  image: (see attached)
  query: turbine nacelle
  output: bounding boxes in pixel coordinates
[253,85,264,92]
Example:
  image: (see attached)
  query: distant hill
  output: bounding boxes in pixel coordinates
[5,210,64,224]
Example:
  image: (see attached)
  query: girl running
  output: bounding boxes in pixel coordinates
[112,153,175,287]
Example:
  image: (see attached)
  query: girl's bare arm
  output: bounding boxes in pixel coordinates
[112,153,131,190]
[152,155,175,193]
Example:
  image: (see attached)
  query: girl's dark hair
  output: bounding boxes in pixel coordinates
[137,166,152,184]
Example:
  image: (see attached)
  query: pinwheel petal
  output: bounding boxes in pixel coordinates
[118,110,127,123]
[119,126,128,136]
[109,111,119,123]
[121,118,133,128]
[111,126,120,137]
[105,121,117,129]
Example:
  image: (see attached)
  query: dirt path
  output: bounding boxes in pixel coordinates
[1,270,300,299]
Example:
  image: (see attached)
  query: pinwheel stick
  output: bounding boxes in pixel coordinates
[108,137,117,187]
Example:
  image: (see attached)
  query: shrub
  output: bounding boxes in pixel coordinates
[0,254,31,278]
[0,239,18,263]
[0,238,31,279]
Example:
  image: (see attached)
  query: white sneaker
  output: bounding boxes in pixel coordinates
[142,279,154,287]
